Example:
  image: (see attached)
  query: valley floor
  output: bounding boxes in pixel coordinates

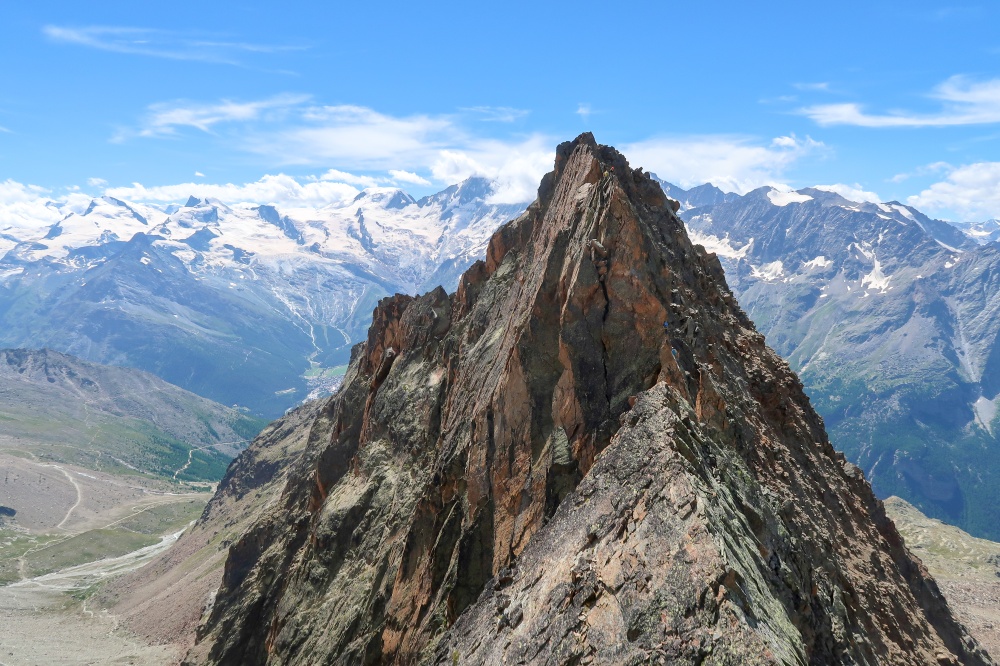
[0,535,183,666]
[0,454,210,666]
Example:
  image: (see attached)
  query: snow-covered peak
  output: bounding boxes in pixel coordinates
[948,218,1000,245]
[417,176,495,209]
[352,188,417,210]
[0,176,535,293]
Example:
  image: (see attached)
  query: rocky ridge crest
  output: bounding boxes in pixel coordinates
[185,134,991,665]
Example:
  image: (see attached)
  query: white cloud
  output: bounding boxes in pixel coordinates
[0,180,48,205]
[319,169,383,188]
[908,162,1000,219]
[0,125,11,134]
[42,25,304,65]
[800,76,1000,127]
[194,171,205,177]
[0,180,94,231]
[812,183,882,203]
[87,177,108,188]
[122,94,309,140]
[388,170,431,186]
[621,134,825,194]
[576,103,593,120]
[426,137,553,204]
[106,174,360,208]
[241,103,550,202]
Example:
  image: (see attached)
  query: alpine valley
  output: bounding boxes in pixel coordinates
[0,179,524,417]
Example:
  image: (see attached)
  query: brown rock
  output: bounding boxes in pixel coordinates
[185,134,993,666]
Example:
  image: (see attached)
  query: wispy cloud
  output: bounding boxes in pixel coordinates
[793,82,831,92]
[116,93,310,140]
[462,106,529,123]
[889,161,952,183]
[42,25,306,66]
[576,103,593,120]
[800,76,1000,127]
[622,134,826,194]
[0,125,11,134]
[87,177,107,187]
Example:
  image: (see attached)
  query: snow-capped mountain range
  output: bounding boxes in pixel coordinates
[677,184,1000,539]
[0,177,525,416]
[6,168,1000,540]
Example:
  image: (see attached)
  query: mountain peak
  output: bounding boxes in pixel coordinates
[352,187,416,210]
[187,136,987,665]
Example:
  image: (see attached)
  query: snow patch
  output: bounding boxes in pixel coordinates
[892,204,916,222]
[935,239,964,253]
[751,260,785,281]
[974,396,997,435]
[802,255,832,270]
[686,228,753,259]
[767,189,813,206]
[861,258,891,293]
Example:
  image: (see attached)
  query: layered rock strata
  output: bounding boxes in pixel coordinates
[186,134,991,665]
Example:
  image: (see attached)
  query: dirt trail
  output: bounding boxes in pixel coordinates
[49,464,83,530]
[172,440,246,480]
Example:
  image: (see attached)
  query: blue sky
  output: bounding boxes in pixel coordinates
[3,1,1000,219]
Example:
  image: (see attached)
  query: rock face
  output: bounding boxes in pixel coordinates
[186,135,991,665]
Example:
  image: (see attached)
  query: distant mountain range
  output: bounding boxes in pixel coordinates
[0,348,264,481]
[0,179,524,416]
[672,181,1000,539]
[6,168,1000,539]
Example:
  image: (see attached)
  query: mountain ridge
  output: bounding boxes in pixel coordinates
[0,177,527,416]
[0,347,264,482]
[180,134,989,665]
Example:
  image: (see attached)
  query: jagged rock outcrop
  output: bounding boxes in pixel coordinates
[186,135,992,665]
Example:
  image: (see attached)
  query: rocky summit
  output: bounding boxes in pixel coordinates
[183,135,991,665]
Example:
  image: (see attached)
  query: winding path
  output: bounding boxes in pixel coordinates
[51,465,83,530]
